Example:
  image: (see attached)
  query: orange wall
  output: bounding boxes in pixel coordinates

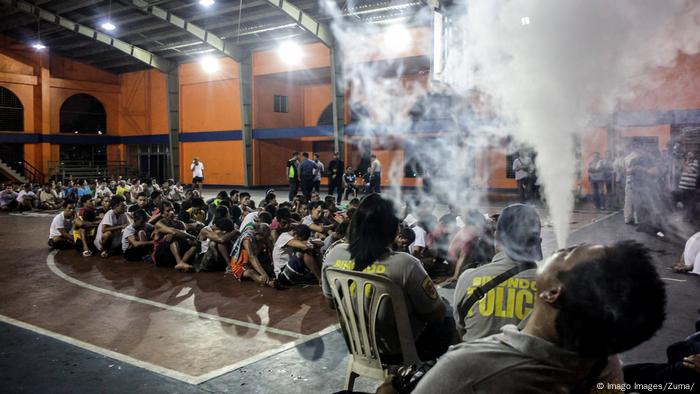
[254,76,304,129]
[119,69,168,135]
[179,59,241,132]
[303,84,331,126]
[254,139,303,185]
[180,140,245,185]
[253,43,330,76]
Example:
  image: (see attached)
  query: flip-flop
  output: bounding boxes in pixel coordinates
[100,251,109,258]
[82,250,92,257]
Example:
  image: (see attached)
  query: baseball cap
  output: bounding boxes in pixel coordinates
[496,204,543,262]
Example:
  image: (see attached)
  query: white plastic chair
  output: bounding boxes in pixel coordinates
[324,267,421,392]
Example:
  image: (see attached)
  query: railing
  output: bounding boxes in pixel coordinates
[48,160,138,182]
[21,160,44,184]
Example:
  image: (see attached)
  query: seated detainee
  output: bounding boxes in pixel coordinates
[229,223,277,287]
[322,194,457,361]
[186,197,206,223]
[274,224,322,287]
[121,209,154,261]
[95,195,111,219]
[0,184,18,211]
[127,192,149,216]
[73,208,98,256]
[151,201,197,272]
[39,183,61,210]
[393,226,416,254]
[194,218,238,272]
[94,196,129,258]
[48,201,76,249]
[672,231,700,275]
[302,201,332,235]
[342,166,358,201]
[411,242,666,394]
[453,204,541,342]
[16,183,37,210]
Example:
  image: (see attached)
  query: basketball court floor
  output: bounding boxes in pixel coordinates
[0,190,697,393]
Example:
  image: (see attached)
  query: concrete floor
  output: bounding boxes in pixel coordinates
[0,190,697,393]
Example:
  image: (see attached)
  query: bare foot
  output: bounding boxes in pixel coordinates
[174,263,193,272]
[100,250,109,258]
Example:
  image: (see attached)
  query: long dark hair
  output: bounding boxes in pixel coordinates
[348,194,399,271]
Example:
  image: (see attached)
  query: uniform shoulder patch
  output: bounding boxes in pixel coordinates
[421,276,438,300]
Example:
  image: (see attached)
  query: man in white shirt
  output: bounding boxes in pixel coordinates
[404,213,427,257]
[273,224,320,287]
[369,154,382,193]
[95,181,113,199]
[48,201,76,249]
[16,183,37,210]
[191,157,205,186]
[312,153,324,193]
[513,151,534,203]
[95,195,129,257]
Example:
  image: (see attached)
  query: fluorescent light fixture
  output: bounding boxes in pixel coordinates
[32,42,46,50]
[199,55,220,73]
[521,16,531,25]
[382,24,411,53]
[277,41,302,65]
[101,21,116,31]
[199,0,215,6]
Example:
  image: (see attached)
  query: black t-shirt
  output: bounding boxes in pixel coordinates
[328,159,344,178]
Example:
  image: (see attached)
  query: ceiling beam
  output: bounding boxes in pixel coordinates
[263,0,332,47]
[128,0,244,61]
[0,0,175,72]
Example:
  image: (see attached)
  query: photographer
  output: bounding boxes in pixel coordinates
[190,157,205,186]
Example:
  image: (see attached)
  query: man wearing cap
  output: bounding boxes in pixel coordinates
[452,203,542,342]
[327,152,344,204]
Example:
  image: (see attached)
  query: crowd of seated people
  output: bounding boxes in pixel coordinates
[3,174,696,391]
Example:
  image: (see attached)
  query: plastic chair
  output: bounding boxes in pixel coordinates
[324,267,421,392]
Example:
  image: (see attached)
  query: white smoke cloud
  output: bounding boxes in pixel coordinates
[325,0,700,247]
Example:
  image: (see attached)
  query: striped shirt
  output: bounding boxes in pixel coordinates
[679,159,698,190]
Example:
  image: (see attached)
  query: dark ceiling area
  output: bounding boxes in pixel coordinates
[0,0,427,74]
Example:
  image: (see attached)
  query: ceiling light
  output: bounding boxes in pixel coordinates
[521,16,531,25]
[199,0,215,6]
[277,41,302,65]
[32,42,46,50]
[101,21,116,31]
[199,55,220,73]
[382,24,411,54]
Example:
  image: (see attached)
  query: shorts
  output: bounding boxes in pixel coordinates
[192,176,203,184]
[124,245,152,261]
[229,249,250,280]
[194,247,226,272]
[277,255,315,287]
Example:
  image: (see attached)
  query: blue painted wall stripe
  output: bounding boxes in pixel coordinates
[3,108,700,145]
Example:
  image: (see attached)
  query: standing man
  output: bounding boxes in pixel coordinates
[588,152,606,210]
[327,152,344,204]
[191,157,204,186]
[369,154,382,193]
[513,151,534,203]
[299,152,316,202]
[676,151,699,220]
[312,153,325,194]
[287,151,300,201]
[623,144,641,224]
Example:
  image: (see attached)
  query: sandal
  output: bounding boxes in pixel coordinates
[100,250,109,258]
[82,250,92,257]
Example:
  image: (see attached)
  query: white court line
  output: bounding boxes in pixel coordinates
[0,314,201,384]
[661,277,687,282]
[46,250,303,339]
[193,324,340,385]
[0,313,340,385]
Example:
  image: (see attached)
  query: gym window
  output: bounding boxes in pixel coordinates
[274,95,288,113]
[0,86,24,132]
[506,154,516,179]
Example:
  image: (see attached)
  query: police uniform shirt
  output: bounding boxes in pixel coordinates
[322,243,442,355]
[453,251,537,342]
[413,325,593,394]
